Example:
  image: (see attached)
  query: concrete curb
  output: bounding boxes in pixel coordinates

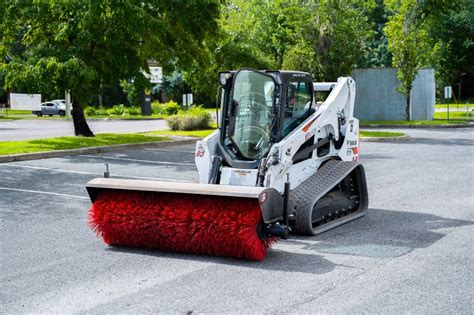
[361,135,411,142]
[0,138,197,163]
[361,123,473,129]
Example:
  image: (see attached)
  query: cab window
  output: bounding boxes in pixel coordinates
[283,80,312,137]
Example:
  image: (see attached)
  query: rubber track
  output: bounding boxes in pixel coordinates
[289,159,361,235]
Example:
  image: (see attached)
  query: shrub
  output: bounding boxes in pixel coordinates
[94,106,109,116]
[151,101,181,115]
[166,106,211,131]
[108,104,126,116]
[125,106,141,116]
[84,106,97,116]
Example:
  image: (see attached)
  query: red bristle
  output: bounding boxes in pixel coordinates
[88,190,277,261]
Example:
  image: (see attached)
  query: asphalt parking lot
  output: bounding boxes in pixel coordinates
[1,128,473,313]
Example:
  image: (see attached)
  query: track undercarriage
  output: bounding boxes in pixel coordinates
[289,160,368,236]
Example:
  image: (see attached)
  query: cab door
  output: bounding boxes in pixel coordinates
[281,79,313,138]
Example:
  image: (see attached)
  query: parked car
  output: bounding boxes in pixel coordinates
[32,99,72,117]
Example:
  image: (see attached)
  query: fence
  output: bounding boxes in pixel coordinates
[352,68,435,121]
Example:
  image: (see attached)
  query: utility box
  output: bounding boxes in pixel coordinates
[141,88,152,116]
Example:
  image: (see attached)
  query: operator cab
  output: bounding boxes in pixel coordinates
[218,68,314,168]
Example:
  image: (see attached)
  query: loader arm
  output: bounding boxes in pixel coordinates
[262,77,357,192]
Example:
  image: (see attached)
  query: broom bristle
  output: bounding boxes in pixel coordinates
[88,190,277,261]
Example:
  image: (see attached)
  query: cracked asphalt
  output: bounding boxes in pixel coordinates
[1,128,473,313]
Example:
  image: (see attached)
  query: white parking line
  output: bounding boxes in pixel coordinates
[79,155,195,166]
[0,187,89,200]
[0,164,191,182]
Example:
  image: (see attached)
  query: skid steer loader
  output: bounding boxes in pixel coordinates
[87,68,368,260]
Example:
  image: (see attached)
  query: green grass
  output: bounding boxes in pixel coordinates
[85,114,165,120]
[146,127,404,139]
[0,116,23,120]
[360,131,405,138]
[436,103,473,109]
[146,128,217,138]
[361,119,468,125]
[1,109,33,115]
[434,111,474,120]
[0,133,169,155]
[0,126,407,156]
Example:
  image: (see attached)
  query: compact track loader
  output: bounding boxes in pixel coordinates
[87,68,368,260]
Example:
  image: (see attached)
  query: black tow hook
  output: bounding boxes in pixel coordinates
[266,224,290,239]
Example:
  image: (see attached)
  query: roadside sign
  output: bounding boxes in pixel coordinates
[9,93,41,110]
[444,86,452,99]
[182,93,193,108]
[144,66,162,84]
[444,86,452,122]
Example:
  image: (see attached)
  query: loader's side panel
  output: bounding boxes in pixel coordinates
[338,118,360,162]
[195,130,219,184]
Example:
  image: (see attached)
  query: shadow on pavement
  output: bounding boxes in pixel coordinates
[107,245,336,275]
[287,208,473,258]
[105,208,472,273]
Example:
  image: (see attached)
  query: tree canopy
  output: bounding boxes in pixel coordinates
[1,0,473,125]
[1,0,220,135]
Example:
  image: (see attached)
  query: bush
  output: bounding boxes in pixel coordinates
[108,104,126,116]
[151,101,181,115]
[166,106,211,131]
[94,106,109,116]
[84,106,97,116]
[124,106,141,116]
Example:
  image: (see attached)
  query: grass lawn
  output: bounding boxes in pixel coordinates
[146,128,217,138]
[147,128,405,139]
[0,116,23,120]
[361,119,469,125]
[436,103,473,109]
[434,111,474,120]
[0,133,169,156]
[85,114,166,120]
[360,130,405,137]
[1,109,33,115]
[0,126,407,156]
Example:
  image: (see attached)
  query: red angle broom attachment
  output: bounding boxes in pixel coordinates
[88,190,277,261]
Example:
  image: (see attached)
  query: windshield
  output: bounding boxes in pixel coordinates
[229,70,275,160]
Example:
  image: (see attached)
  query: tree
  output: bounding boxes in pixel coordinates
[184,0,375,100]
[385,0,451,120]
[1,1,220,135]
[427,0,474,98]
[284,0,375,81]
[357,0,392,68]
[183,1,274,101]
